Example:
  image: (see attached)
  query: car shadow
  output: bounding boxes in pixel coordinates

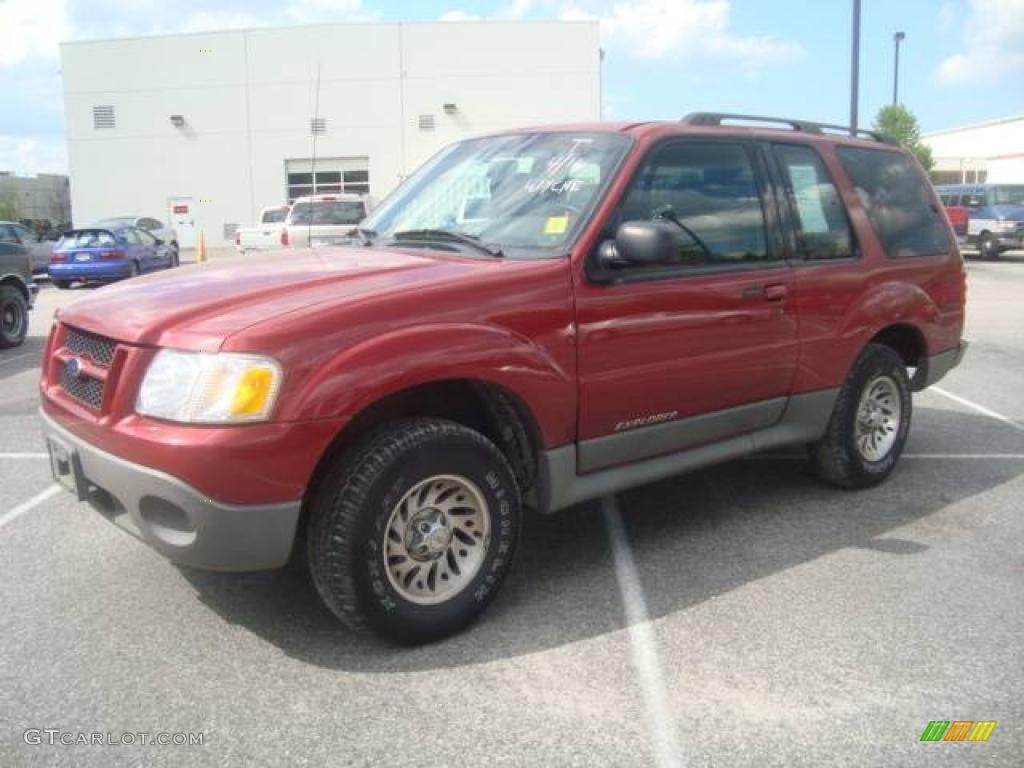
[0,334,47,383]
[177,406,1024,672]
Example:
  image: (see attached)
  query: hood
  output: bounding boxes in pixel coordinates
[57,247,491,348]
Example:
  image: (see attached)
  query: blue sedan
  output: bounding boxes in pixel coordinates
[49,226,178,289]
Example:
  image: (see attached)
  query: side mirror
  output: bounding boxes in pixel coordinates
[153,237,164,245]
[597,220,679,270]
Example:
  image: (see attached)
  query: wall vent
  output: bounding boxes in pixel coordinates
[93,105,115,129]
[310,117,327,135]
[418,114,435,131]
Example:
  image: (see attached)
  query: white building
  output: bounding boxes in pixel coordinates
[61,20,601,246]
[923,115,1024,186]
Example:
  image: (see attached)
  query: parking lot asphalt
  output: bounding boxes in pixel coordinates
[2,252,1023,767]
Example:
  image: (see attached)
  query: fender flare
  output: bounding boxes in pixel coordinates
[281,322,575,447]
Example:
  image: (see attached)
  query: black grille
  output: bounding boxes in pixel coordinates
[60,364,104,410]
[65,327,116,367]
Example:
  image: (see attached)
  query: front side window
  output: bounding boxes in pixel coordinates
[136,229,159,245]
[289,200,366,226]
[773,144,854,260]
[611,140,770,271]
[837,147,949,258]
[362,132,631,257]
[0,225,17,243]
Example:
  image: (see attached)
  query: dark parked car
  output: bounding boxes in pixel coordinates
[1,220,54,274]
[48,226,178,289]
[41,113,965,643]
[0,235,38,348]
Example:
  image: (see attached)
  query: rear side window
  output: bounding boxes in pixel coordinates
[773,144,854,260]
[0,225,17,243]
[139,218,162,230]
[262,208,288,224]
[838,147,948,258]
[614,141,770,271]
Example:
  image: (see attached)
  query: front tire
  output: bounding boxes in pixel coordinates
[809,344,912,489]
[0,286,28,348]
[308,419,522,644]
[53,280,71,290]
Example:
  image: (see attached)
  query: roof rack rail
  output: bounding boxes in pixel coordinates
[680,112,896,144]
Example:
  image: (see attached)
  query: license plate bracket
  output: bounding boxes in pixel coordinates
[47,437,88,500]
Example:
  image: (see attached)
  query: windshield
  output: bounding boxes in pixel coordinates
[58,229,118,248]
[362,131,631,256]
[92,218,134,227]
[290,201,366,226]
[992,185,1024,206]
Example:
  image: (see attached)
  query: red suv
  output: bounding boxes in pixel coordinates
[40,114,966,643]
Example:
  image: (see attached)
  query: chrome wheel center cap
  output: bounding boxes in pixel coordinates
[405,508,452,561]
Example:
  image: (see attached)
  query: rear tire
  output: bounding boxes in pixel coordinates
[0,286,28,349]
[307,418,521,644]
[980,232,1000,260]
[53,280,71,290]
[809,344,911,489]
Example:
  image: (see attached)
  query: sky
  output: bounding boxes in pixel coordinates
[1,0,1022,176]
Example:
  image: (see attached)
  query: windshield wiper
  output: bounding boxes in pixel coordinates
[392,229,504,258]
[350,226,377,246]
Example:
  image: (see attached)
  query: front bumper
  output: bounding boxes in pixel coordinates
[40,408,301,571]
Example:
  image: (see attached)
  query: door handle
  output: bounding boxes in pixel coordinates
[742,283,788,301]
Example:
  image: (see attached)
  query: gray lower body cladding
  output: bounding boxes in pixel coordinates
[40,409,301,571]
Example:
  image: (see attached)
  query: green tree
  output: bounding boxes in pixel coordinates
[0,186,19,221]
[872,104,934,171]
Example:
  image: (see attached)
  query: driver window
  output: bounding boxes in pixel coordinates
[614,141,770,271]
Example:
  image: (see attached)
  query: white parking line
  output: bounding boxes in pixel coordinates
[749,453,1024,461]
[931,386,1021,430]
[602,495,683,768]
[0,484,61,529]
[0,453,49,460]
[0,351,36,368]
[903,453,1024,459]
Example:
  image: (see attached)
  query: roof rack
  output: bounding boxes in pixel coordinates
[681,112,896,144]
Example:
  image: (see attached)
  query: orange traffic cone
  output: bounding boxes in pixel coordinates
[196,231,207,263]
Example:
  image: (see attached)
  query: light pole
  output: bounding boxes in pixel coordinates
[850,0,861,134]
[893,31,906,105]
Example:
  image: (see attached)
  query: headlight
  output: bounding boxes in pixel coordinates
[136,350,282,424]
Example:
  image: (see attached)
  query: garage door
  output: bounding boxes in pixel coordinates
[285,157,370,203]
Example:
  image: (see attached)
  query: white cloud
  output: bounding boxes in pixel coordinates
[178,11,268,34]
[0,135,67,175]
[937,0,1024,84]
[0,0,71,67]
[285,0,378,23]
[567,0,801,66]
[439,10,482,21]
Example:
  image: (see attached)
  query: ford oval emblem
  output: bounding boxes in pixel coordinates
[65,357,83,379]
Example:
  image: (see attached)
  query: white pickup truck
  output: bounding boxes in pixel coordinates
[234,206,290,254]
[279,194,371,248]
